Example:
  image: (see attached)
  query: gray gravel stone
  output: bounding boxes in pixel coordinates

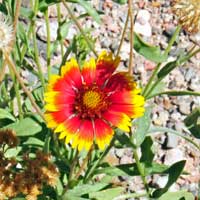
[165,133,179,149]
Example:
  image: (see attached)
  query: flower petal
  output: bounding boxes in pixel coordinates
[61,58,82,88]
[72,120,94,151]
[106,72,136,92]
[102,110,131,132]
[96,51,120,86]
[82,58,96,85]
[45,107,72,129]
[57,116,82,144]
[94,119,114,150]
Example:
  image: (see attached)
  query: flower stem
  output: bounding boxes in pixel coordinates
[31,0,46,90]
[44,8,51,80]
[128,0,134,75]
[4,53,45,120]
[57,3,64,58]
[133,149,150,196]
[116,12,129,58]
[84,137,115,183]
[61,0,98,57]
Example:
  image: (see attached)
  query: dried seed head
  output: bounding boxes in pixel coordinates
[172,0,200,33]
[0,13,14,53]
[0,129,18,147]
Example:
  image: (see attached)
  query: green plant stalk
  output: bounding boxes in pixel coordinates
[4,53,45,120]
[84,137,115,183]
[31,0,45,89]
[133,149,150,197]
[2,83,9,102]
[142,25,182,98]
[145,47,200,99]
[15,82,23,119]
[44,8,51,80]
[61,0,98,57]
[56,3,64,58]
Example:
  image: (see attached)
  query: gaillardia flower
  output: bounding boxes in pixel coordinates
[0,13,14,53]
[45,51,145,151]
[172,0,200,33]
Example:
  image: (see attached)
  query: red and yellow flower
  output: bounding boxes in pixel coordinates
[45,51,145,151]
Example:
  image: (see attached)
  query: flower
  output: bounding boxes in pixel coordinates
[45,51,145,151]
[0,13,14,53]
[172,0,200,33]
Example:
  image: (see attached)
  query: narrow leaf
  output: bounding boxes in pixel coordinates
[89,187,124,200]
[153,160,186,198]
[134,33,167,63]
[158,191,194,200]
[133,107,152,146]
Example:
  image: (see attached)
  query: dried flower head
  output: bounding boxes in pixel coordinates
[172,0,200,33]
[0,13,14,53]
[0,129,18,148]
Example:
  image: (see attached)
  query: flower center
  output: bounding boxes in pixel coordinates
[83,91,101,109]
[74,85,110,119]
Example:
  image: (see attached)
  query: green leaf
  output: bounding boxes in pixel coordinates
[157,61,176,79]
[89,187,124,200]
[62,183,108,199]
[95,162,170,177]
[74,0,101,24]
[4,117,42,136]
[20,7,34,19]
[112,0,127,4]
[134,33,167,63]
[148,126,200,151]
[153,160,186,198]
[148,90,200,99]
[23,137,44,146]
[133,107,152,146]
[146,81,165,99]
[158,191,194,200]
[0,108,15,121]
[184,108,200,139]
[5,146,22,158]
[140,136,154,165]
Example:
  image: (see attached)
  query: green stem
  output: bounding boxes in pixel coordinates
[84,137,115,183]
[61,0,98,57]
[31,0,46,89]
[113,192,147,200]
[142,25,182,98]
[44,8,51,80]
[57,3,64,58]
[142,63,161,97]
[133,149,150,197]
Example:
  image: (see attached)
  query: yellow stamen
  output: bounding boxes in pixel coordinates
[83,91,101,109]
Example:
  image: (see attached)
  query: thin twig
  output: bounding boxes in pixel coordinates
[4,53,45,121]
[61,0,98,57]
[0,60,7,83]
[116,12,129,58]
[13,0,22,38]
[128,0,134,75]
